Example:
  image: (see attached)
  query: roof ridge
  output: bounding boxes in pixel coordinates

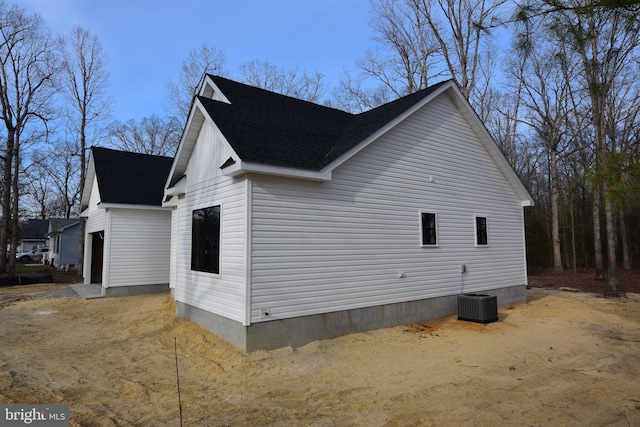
[91,146,173,160]
[208,74,354,116]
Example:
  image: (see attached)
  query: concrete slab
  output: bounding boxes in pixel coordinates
[70,284,103,299]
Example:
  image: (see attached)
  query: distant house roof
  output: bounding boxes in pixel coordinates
[89,147,173,207]
[46,219,79,237]
[20,219,49,241]
[197,75,449,171]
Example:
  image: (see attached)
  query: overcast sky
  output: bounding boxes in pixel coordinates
[21,0,373,122]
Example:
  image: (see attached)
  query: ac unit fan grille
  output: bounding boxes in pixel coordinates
[458,294,498,323]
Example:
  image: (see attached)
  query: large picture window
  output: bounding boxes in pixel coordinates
[421,212,437,246]
[191,205,221,273]
[475,216,488,246]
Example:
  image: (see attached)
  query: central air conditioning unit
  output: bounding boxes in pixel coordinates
[457,294,498,323]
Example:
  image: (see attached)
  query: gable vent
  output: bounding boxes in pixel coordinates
[220,157,236,169]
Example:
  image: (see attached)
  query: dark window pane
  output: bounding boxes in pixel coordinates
[476,216,488,245]
[191,206,220,273]
[421,212,437,245]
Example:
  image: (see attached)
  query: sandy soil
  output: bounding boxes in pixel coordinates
[1,280,639,426]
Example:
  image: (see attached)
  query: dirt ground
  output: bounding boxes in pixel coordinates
[1,272,639,426]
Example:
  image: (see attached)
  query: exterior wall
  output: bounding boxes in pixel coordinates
[248,92,528,324]
[173,120,248,324]
[178,284,526,352]
[83,176,171,290]
[51,225,79,268]
[84,178,108,284]
[105,208,171,287]
[169,207,179,289]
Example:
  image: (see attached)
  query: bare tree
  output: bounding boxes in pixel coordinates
[329,73,393,113]
[516,41,577,273]
[60,25,110,278]
[518,0,640,288]
[238,59,327,103]
[28,139,82,218]
[333,0,442,111]
[367,0,443,96]
[0,2,59,274]
[416,0,507,103]
[340,0,504,113]
[603,71,640,271]
[108,114,181,157]
[166,44,226,121]
[561,6,639,289]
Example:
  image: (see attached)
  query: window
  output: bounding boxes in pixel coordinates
[421,212,437,246]
[191,205,221,273]
[475,216,488,246]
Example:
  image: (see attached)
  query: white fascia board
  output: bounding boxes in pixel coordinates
[162,197,178,208]
[165,102,204,189]
[165,175,187,197]
[222,160,332,181]
[80,152,97,211]
[199,75,231,103]
[166,97,242,190]
[97,203,171,212]
[318,81,455,176]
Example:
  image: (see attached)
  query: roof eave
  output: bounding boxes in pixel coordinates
[166,97,242,190]
[80,151,97,211]
[222,160,332,181]
[96,203,170,211]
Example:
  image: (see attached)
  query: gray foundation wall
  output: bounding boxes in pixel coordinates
[104,283,169,297]
[176,284,526,352]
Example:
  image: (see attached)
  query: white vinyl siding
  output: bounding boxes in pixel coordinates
[249,92,527,322]
[86,209,107,234]
[173,120,248,324]
[105,209,171,287]
[185,120,232,185]
[86,178,107,233]
[169,207,179,289]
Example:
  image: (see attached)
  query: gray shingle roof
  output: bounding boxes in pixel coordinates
[200,76,449,170]
[20,219,49,240]
[92,147,173,206]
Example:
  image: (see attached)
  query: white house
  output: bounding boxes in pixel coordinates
[80,147,173,297]
[164,75,533,351]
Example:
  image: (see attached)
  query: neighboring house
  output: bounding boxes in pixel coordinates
[164,75,533,351]
[80,147,173,297]
[18,219,49,252]
[46,219,80,269]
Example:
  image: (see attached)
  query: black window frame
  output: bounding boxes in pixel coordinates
[421,212,438,246]
[475,215,488,246]
[191,205,221,274]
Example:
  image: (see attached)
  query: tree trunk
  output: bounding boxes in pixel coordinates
[0,140,12,273]
[570,198,577,273]
[592,185,605,279]
[9,144,20,276]
[619,207,630,270]
[550,149,563,273]
[604,194,617,290]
